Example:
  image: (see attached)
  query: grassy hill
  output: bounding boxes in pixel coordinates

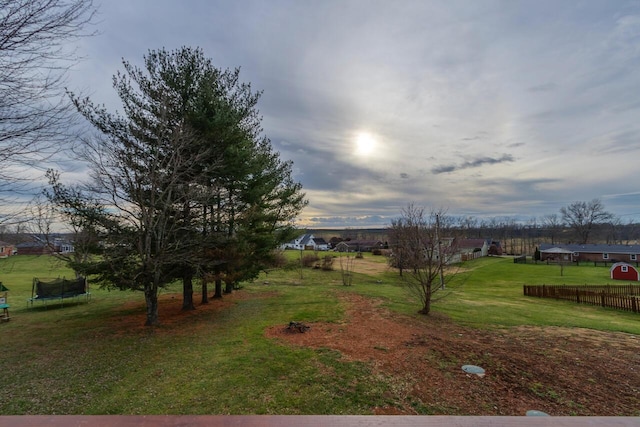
[0,254,637,415]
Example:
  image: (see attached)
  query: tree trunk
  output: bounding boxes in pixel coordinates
[224,278,233,294]
[419,284,432,315]
[144,284,159,326]
[213,276,223,299]
[201,277,209,304]
[419,298,431,315]
[182,269,195,311]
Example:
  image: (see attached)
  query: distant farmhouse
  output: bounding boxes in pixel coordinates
[452,238,489,262]
[539,243,640,264]
[281,234,329,251]
[15,235,74,256]
[334,240,385,253]
[448,238,504,262]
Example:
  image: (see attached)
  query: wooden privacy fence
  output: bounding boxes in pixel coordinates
[460,251,483,262]
[523,284,640,313]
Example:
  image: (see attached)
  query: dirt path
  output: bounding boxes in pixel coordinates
[266,293,640,416]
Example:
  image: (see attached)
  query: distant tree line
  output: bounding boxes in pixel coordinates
[316,198,638,257]
[452,199,635,255]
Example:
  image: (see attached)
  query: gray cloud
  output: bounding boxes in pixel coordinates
[307,215,390,228]
[597,129,640,155]
[507,142,525,148]
[431,164,457,174]
[432,154,515,175]
[52,1,640,226]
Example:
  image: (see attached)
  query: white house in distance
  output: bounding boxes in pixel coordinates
[281,234,329,251]
[454,238,489,262]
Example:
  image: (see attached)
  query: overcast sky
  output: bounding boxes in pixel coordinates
[65,0,640,228]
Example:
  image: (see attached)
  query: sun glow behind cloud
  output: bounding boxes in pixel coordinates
[354,132,376,156]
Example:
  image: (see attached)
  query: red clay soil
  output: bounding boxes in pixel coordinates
[105,291,265,336]
[265,293,640,416]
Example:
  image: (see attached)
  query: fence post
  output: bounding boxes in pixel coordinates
[576,289,580,304]
[600,291,605,308]
[632,296,638,314]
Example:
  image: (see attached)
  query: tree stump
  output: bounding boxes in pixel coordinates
[287,321,310,333]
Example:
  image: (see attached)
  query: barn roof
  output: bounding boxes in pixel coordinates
[541,247,574,254]
[299,234,313,245]
[312,237,328,245]
[16,241,49,249]
[343,240,383,247]
[610,262,637,270]
[457,239,487,249]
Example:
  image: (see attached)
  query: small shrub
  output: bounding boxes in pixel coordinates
[269,250,288,268]
[302,254,320,268]
[321,255,334,271]
[372,248,382,256]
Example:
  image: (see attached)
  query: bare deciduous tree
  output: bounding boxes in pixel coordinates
[388,204,458,315]
[560,199,613,244]
[0,0,96,212]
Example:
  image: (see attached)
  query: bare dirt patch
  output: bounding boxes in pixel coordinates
[265,293,640,416]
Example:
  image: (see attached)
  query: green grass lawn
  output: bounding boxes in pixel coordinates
[436,257,640,333]
[0,254,637,415]
[0,255,75,297]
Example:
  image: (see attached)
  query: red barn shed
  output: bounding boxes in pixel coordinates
[610,262,640,281]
